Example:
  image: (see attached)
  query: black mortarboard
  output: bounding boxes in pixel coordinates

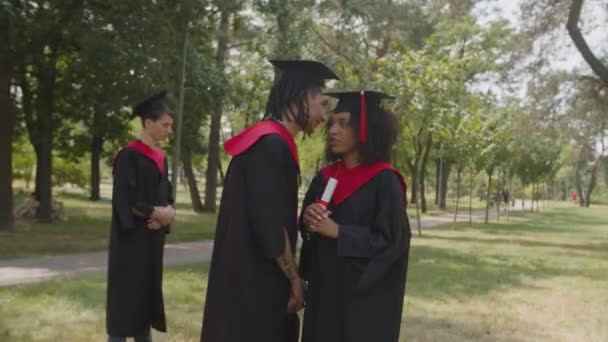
[132,90,174,119]
[325,90,395,142]
[269,59,339,81]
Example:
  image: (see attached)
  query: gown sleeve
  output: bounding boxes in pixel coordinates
[337,171,411,290]
[298,172,325,280]
[112,149,138,231]
[244,135,292,259]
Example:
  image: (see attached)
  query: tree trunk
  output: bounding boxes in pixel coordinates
[496,189,501,223]
[506,177,513,222]
[584,157,602,207]
[575,157,585,207]
[439,161,450,210]
[452,168,462,227]
[182,149,204,212]
[275,0,298,57]
[415,179,422,237]
[89,134,103,201]
[409,162,419,206]
[420,173,428,213]
[203,6,230,213]
[36,57,57,223]
[536,183,541,212]
[434,159,440,205]
[530,183,536,212]
[469,166,474,226]
[420,135,432,213]
[495,178,501,223]
[34,150,42,200]
[408,160,422,235]
[567,0,608,87]
[484,170,493,224]
[0,31,14,231]
[171,11,190,200]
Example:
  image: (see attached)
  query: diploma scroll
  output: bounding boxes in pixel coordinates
[316,177,338,208]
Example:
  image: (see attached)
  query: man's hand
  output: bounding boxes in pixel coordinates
[151,206,175,227]
[287,277,305,313]
[303,203,331,229]
[147,218,163,230]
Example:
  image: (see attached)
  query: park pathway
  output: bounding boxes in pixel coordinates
[0,203,537,287]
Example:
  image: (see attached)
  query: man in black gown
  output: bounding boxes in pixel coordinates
[106,91,177,342]
[300,90,411,342]
[200,60,339,342]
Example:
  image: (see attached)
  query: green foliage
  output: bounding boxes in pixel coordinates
[6,0,605,212]
[52,155,88,189]
[12,137,35,187]
[376,47,462,172]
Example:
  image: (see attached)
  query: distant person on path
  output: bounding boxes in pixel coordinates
[106,91,176,342]
[299,90,411,342]
[200,60,339,342]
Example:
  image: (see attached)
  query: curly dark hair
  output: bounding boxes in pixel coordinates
[264,73,325,131]
[325,105,399,165]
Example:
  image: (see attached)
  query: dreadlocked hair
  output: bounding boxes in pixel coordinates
[264,73,326,132]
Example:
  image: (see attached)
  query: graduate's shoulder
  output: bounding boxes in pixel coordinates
[249,133,292,156]
[375,169,404,189]
[113,146,138,164]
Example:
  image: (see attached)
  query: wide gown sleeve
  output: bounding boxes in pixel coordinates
[337,171,411,290]
[112,149,138,231]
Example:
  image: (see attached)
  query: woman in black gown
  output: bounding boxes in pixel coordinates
[299,90,412,342]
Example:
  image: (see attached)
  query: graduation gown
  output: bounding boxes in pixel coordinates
[300,162,411,342]
[201,120,300,342]
[106,141,173,336]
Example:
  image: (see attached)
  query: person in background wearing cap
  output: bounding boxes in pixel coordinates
[299,90,411,342]
[200,60,338,342]
[106,91,176,342]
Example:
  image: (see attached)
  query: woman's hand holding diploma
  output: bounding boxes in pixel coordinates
[304,177,339,239]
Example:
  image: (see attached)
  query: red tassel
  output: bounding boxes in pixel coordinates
[360,90,367,142]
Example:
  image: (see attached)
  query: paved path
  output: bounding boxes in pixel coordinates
[0,202,547,287]
[0,241,214,286]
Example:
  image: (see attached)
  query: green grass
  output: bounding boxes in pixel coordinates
[404,207,608,341]
[414,196,489,217]
[1,206,607,341]
[0,264,208,342]
[0,190,217,259]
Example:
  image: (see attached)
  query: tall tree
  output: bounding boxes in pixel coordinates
[566,0,608,86]
[0,3,14,230]
[203,0,241,212]
[12,1,85,222]
[1,0,85,226]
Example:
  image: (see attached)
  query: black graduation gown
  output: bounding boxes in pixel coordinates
[106,147,173,336]
[201,134,299,342]
[300,170,412,342]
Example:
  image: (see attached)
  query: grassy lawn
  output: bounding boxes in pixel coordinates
[409,195,494,218]
[0,190,217,259]
[1,206,607,341]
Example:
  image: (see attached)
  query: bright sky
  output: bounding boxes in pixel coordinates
[481,0,607,73]
[482,0,607,154]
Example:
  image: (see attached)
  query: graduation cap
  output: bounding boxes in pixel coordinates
[268,59,339,81]
[132,90,174,119]
[325,90,395,143]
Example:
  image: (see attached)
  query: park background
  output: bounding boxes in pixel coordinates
[1,0,607,341]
